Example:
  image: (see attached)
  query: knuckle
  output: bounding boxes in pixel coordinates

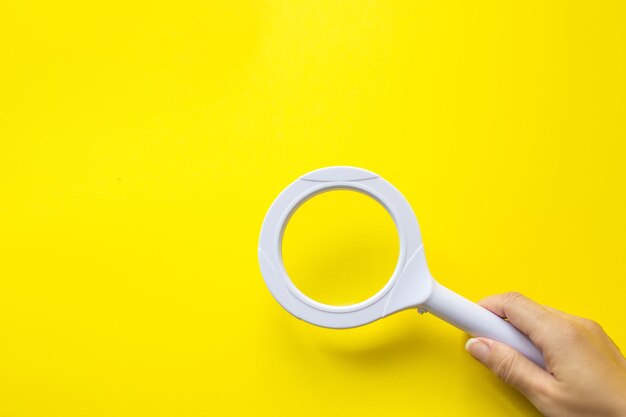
[581,318,603,332]
[492,353,518,385]
[504,291,525,304]
[559,320,584,341]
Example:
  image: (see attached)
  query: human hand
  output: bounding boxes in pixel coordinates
[465,292,626,417]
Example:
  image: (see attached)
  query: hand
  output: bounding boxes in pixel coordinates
[465,292,626,417]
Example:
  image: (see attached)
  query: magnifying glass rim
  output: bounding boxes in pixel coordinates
[258,166,425,327]
[276,182,407,312]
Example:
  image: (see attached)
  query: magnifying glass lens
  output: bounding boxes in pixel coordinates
[282,190,400,306]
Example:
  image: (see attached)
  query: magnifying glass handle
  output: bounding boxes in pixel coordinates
[422,281,545,368]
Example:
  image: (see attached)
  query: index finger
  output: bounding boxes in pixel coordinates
[478,292,560,349]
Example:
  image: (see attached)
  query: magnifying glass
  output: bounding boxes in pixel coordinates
[258,166,544,368]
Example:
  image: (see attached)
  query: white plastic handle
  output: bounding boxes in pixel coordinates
[422,281,545,367]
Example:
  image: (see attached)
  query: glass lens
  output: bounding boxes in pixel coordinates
[282,190,399,306]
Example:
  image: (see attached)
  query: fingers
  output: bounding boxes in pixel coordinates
[466,337,555,401]
[478,292,560,349]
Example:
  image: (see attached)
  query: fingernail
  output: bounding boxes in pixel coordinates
[465,338,490,362]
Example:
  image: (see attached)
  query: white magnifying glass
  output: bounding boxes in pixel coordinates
[258,166,544,368]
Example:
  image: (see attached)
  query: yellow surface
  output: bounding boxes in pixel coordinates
[1,1,625,416]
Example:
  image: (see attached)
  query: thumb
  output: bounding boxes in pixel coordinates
[465,337,552,399]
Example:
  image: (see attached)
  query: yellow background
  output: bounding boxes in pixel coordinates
[1,1,625,416]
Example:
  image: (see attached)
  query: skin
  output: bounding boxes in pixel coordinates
[465,292,626,417]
